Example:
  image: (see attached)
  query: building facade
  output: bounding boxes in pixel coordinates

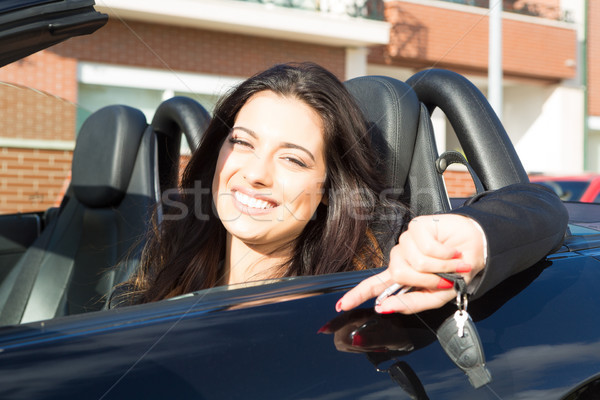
[0,0,587,212]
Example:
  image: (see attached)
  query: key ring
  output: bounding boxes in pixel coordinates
[456,290,468,313]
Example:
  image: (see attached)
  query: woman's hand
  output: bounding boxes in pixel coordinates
[336,214,486,314]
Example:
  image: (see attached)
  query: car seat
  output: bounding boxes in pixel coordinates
[345,69,528,216]
[0,97,210,325]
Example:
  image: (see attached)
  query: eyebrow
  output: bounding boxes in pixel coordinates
[232,126,316,162]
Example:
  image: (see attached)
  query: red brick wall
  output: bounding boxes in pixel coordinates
[373,1,576,82]
[444,170,477,197]
[589,1,600,116]
[0,148,71,213]
[54,19,347,80]
[0,51,77,102]
[0,83,76,142]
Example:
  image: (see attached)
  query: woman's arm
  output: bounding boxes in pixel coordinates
[336,183,568,314]
[450,183,568,297]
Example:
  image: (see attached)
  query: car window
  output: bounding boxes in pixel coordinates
[555,181,590,201]
[536,180,589,201]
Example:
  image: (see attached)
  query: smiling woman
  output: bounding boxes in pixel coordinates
[117,62,397,305]
[212,91,329,284]
[115,62,568,315]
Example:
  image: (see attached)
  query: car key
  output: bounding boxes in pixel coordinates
[437,310,491,388]
[454,309,468,337]
[435,273,492,388]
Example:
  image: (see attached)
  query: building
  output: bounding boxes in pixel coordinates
[0,0,587,213]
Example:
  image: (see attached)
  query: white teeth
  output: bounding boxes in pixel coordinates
[234,191,275,209]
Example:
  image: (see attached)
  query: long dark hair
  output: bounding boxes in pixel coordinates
[128,62,403,304]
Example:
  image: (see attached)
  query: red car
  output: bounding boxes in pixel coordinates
[530,174,600,202]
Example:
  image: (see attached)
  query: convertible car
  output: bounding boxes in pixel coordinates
[0,1,599,399]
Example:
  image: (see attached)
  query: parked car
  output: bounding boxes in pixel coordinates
[530,174,600,203]
[0,1,599,399]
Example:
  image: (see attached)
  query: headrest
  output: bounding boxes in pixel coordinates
[151,96,211,191]
[151,96,210,153]
[71,105,148,208]
[406,69,528,190]
[345,76,421,197]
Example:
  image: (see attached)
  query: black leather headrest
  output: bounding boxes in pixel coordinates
[406,69,528,190]
[151,96,211,191]
[71,105,148,208]
[345,76,421,197]
[151,96,210,154]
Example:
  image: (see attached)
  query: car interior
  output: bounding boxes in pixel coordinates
[0,68,528,325]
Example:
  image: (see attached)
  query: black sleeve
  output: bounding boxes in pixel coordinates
[450,183,568,298]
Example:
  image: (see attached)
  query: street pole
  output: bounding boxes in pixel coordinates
[489,0,503,120]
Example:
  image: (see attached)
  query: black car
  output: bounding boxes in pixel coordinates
[0,1,599,399]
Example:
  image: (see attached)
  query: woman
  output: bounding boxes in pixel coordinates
[118,62,568,314]
[120,62,397,305]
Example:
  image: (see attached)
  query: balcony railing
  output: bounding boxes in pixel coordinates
[234,0,385,21]
[441,0,570,22]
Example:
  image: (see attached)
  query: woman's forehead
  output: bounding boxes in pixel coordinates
[234,91,325,151]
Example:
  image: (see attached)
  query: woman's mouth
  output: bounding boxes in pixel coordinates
[233,190,278,211]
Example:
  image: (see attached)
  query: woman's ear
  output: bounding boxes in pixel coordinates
[321,193,328,206]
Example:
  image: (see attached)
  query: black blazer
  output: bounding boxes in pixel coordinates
[450,183,568,297]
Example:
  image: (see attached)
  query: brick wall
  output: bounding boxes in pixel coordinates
[54,19,347,80]
[0,83,76,142]
[0,51,77,102]
[373,1,576,81]
[444,170,477,197]
[0,148,71,213]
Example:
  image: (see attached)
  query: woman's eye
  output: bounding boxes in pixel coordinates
[283,157,308,168]
[228,137,253,148]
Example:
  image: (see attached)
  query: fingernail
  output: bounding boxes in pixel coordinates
[317,322,330,334]
[351,333,365,346]
[456,263,472,273]
[335,300,343,312]
[452,250,462,259]
[437,278,454,289]
[375,305,395,314]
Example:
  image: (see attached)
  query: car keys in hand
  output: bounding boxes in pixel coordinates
[435,273,492,389]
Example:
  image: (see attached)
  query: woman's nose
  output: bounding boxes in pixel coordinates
[242,157,273,187]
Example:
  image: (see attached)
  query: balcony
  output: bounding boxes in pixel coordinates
[96,0,390,47]
[233,0,385,21]
[441,0,569,22]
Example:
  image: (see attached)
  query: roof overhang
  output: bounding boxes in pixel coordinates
[96,0,390,47]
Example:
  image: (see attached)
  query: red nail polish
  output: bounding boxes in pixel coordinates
[317,322,330,334]
[335,300,343,312]
[378,310,396,315]
[456,264,472,273]
[352,333,365,346]
[452,250,462,259]
[437,278,454,289]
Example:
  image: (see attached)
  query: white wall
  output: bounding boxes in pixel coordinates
[506,84,584,174]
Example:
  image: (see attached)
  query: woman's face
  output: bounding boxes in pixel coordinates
[212,90,327,249]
